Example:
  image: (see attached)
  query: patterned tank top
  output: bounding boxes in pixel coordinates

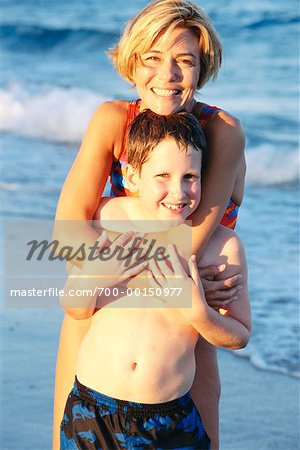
[109,100,239,230]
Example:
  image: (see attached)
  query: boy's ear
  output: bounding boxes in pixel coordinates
[126,164,140,193]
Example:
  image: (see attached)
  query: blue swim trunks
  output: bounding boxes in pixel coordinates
[60,377,210,449]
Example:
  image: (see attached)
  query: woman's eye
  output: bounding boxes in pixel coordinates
[143,55,160,63]
[185,174,199,180]
[156,173,169,179]
[178,59,194,67]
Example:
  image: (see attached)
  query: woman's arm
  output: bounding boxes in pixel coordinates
[52,101,128,450]
[191,111,245,256]
[190,338,220,450]
[53,314,92,450]
[54,101,128,264]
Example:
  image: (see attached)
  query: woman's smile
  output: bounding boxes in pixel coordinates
[135,27,200,115]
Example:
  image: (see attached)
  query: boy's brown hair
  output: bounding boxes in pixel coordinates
[127,110,207,174]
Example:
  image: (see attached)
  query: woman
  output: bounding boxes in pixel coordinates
[54,1,246,448]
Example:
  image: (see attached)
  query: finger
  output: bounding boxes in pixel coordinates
[207,296,238,308]
[119,251,149,273]
[205,286,242,301]
[111,231,134,250]
[123,260,149,279]
[201,275,242,294]
[96,232,129,261]
[147,268,163,289]
[200,278,227,293]
[166,244,186,277]
[92,230,110,255]
[133,235,152,260]
[155,251,174,279]
[98,229,109,244]
[116,235,146,273]
[197,264,221,278]
[188,255,201,285]
[222,274,243,289]
[148,258,165,285]
[83,231,111,270]
[109,232,144,262]
[122,233,146,258]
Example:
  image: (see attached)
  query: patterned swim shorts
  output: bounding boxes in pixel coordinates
[60,376,210,449]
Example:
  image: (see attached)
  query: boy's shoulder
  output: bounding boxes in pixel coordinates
[98,196,134,219]
[95,196,144,231]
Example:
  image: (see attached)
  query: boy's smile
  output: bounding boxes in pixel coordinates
[128,137,202,226]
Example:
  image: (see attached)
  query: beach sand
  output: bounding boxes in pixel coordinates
[218,349,299,450]
[0,310,299,449]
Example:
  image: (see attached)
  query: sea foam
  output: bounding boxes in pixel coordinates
[0,84,104,143]
[245,144,299,186]
[1,85,299,187]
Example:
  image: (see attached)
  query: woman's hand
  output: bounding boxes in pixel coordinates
[198,264,242,309]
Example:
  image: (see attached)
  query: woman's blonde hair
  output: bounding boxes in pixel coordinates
[108,0,222,89]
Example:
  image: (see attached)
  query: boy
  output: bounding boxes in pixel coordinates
[60,111,251,449]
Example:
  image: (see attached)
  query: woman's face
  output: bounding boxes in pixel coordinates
[134,27,200,115]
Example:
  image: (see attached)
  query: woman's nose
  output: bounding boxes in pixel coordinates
[157,59,182,82]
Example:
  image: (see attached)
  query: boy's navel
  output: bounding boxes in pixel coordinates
[131,362,138,371]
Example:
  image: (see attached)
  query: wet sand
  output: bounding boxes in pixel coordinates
[0,310,299,449]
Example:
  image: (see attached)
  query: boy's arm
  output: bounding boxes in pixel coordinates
[190,338,220,450]
[149,234,252,349]
[187,233,251,348]
[61,265,101,320]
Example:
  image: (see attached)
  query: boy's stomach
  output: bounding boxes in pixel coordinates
[76,298,199,403]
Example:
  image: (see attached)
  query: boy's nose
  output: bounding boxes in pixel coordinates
[169,179,185,199]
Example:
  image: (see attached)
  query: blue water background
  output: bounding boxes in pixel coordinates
[0,0,299,383]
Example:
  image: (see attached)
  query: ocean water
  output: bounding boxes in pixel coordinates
[0,0,299,384]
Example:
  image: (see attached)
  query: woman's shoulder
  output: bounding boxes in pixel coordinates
[83,100,133,154]
[92,99,132,122]
[195,101,245,154]
[194,101,242,128]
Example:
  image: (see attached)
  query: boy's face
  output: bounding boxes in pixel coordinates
[129,137,201,226]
